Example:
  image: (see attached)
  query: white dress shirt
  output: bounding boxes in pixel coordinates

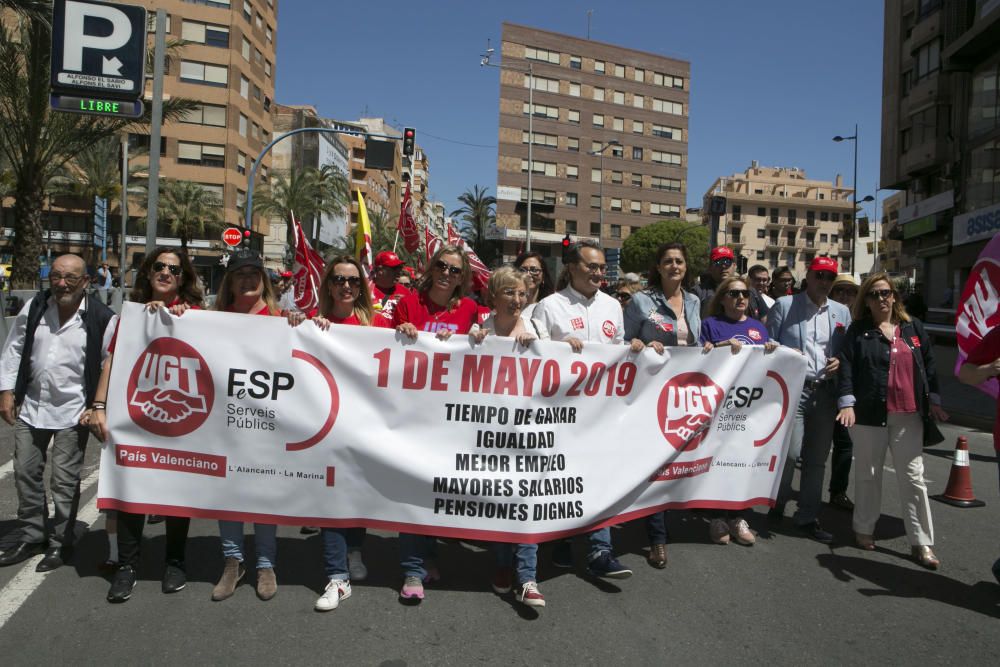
[803,298,831,380]
[532,285,625,345]
[0,296,115,429]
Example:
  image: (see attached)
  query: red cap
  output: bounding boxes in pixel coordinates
[403,266,416,278]
[710,246,735,262]
[280,271,293,279]
[375,251,404,268]
[809,256,838,273]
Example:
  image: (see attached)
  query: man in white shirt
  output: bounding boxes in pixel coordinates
[533,240,642,580]
[0,254,115,571]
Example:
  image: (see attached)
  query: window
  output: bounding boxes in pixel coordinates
[757,229,766,238]
[567,109,580,124]
[650,176,681,191]
[757,250,765,260]
[650,150,681,165]
[610,198,622,211]
[611,224,621,238]
[240,75,249,98]
[237,189,246,209]
[237,152,246,175]
[254,48,263,65]
[820,211,830,221]
[594,60,605,74]
[593,87,605,102]
[199,183,224,200]
[566,220,577,234]
[255,12,263,29]
[591,168,601,183]
[567,137,579,152]
[243,0,252,21]
[633,94,644,109]
[566,165,578,179]
[820,233,828,243]
[832,234,838,243]
[565,192,578,206]
[807,210,816,224]
[592,113,604,127]
[914,38,941,81]
[522,103,558,119]
[146,13,172,32]
[569,82,580,97]
[522,131,558,147]
[632,120,643,133]
[252,83,261,101]
[770,208,779,223]
[611,171,623,184]
[241,36,250,60]
[652,98,684,115]
[591,141,603,153]
[901,69,913,96]
[526,75,559,93]
[613,90,625,105]
[266,25,272,42]
[630,201,641,213]
[634,68,645,82]
[520,160,557,176]
[612,117,624,131]
[590,195,601,209]
[569,55,581,70]
[264,60,271,78]
[524,46,560,64]
[591,222,602,235]
[181,103,227,127]
[238,113,247,137]
[614,64,625,78]
[178,141,226,168]
[831,212,841,222]
[182,20,229,48]
[969,62,1000,138]
[788,209,797,224]
[786,252,795,266]
[732,205,741,221]
[180,61,228,86]
[631,173,642,187]
[652,73,685,88]
[649,203,681,216]
[651,124,681,140]
[251,122,259,139]
[522,188,556,205]
[632,147,643,160]
[611,145,623,158]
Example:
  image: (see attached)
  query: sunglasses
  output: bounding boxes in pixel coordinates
[866,288,894,301]
[615,292,632,301]
[712,258,734,267]
[518,266,542,275]
[726,289,750,299]
[813,271,836,281]
[435,260,462,276]
[329,275,361,287]
[153,261,182,276]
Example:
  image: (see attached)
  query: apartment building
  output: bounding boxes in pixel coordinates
[880,0,1000,310]
[495,23,689,261]
[703,163,856,279]
[880,191,907,275]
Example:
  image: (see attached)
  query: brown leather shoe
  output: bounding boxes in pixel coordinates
[211,557,245,601]
[912,546,940,570]
[647,543,667,569]
[256,567,278,600]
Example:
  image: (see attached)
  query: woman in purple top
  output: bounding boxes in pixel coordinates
[700,276,779,546]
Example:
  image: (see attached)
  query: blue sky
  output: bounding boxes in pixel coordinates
[275,0,886,219]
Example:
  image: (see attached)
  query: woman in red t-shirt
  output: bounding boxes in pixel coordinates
[393,245,478,341]
[87,247,204,604]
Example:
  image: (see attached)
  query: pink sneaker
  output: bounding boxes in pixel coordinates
[400,576,424,601]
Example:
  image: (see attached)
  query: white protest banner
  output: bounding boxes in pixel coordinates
[98,304,807,543]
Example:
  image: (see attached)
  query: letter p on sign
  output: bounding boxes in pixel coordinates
[62,0,132,72]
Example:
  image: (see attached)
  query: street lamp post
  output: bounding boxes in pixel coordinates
[833,124,860,277]
[481,46,534,251]
[589,140,621,235]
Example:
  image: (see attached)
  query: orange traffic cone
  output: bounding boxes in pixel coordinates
[931,436,986,508]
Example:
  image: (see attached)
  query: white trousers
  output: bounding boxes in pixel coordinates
[851,411,934,546]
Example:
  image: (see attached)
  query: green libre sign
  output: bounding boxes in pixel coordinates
[51,94,144,118]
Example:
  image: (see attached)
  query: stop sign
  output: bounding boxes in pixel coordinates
[222,227,242,247]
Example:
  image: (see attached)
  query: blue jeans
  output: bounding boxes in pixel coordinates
[645,511,671,545]
[399,533,440,579]
[776,382,838,526]
[321,528,349,579]
[218,520,277,569]
[493,542,539,584]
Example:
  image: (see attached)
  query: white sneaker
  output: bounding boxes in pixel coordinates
[347,549,368,581]
[315,577,351,611]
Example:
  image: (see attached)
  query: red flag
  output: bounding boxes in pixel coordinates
[446,221,461,246]
[453,237,490,293]
[291,216,326,312]
[424,223,442,263]
[397,183,420,253]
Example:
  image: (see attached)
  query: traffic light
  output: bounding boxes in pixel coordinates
[737,255,748,275]
[857,217,870,238]
[402,127,416,156]
[561,233,572,262]
[242,229,251,247]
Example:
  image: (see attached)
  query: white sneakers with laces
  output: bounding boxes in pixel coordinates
[315,577,351,611]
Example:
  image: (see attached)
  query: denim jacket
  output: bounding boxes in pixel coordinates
[623,288,701,346]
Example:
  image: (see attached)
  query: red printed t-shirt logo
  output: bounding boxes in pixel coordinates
[748,328,762,341]
[570,317,585,330]
[602,320,617,338]
[657,372,724,451]
[127,338,214,437]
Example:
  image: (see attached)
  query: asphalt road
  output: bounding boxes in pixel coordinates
[0,422,997,665]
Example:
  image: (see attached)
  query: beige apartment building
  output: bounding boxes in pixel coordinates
[495,23,689,261]
[703,163,856,279]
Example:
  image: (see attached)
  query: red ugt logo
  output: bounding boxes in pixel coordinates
[127,338,215,437]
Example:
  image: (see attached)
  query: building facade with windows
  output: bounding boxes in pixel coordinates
[702,163,856,279]
[880,0,1000,312]
[494,23,689,260]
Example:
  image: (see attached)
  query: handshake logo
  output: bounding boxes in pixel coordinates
[127,338,215,437]
[657,372,725,452]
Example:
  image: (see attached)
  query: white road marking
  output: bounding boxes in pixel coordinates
[0,469,102,630]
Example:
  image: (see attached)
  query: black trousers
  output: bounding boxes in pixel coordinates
[828,421,854,496]
[117,511,190,567]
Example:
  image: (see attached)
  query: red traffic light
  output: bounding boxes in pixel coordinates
[561,233,571,248]
[402,127,416,156]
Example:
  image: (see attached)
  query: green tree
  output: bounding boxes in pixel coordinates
[0,12,195,287]
[141,179,223,253]
[49,135,148,210]
[450,185,499,266]
[621,219,710,280]
[0,0,50,22]
[252,166,349,251]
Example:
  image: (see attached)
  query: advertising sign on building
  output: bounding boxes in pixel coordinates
[496,186,521,202]
[952,202,1000,246]
[317,134,350,245]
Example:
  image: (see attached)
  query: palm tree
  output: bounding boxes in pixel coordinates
[142,179,223,253]
[49,135,148,204]
[450,185,499,265]
[253,166,348,251]
[0,14,196,287]
[1,0,50,23]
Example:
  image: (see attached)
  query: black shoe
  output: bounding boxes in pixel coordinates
[299,526,319,535]
[829,493,855,511]
[107,566,137,603]
[551,540,573,569]
[0,541,45,566]
[162,560,187,594]
[147,515,165,525]
[796,521,834,544]
[35,545,67,572]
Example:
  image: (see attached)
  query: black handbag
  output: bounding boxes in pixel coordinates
[899,324,945,447]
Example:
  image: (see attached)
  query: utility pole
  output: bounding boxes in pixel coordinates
[144,9,167,254]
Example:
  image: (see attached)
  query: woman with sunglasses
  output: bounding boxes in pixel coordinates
[392,245,477,602]
[623,242,701,568]
[88,248,204,603]
[701,276,779,546]
[210,249,285,602]
[287,255,390,611]
[514,251,553,320]
[835,273,948,569]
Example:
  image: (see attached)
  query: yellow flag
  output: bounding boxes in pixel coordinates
[355,189,373,273]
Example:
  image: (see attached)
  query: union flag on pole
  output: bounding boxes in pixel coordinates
[424,221,442,262]
[397,183,420,253]
[457,239,491,292]
[355,189,373,275]
[291,215,326,312]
